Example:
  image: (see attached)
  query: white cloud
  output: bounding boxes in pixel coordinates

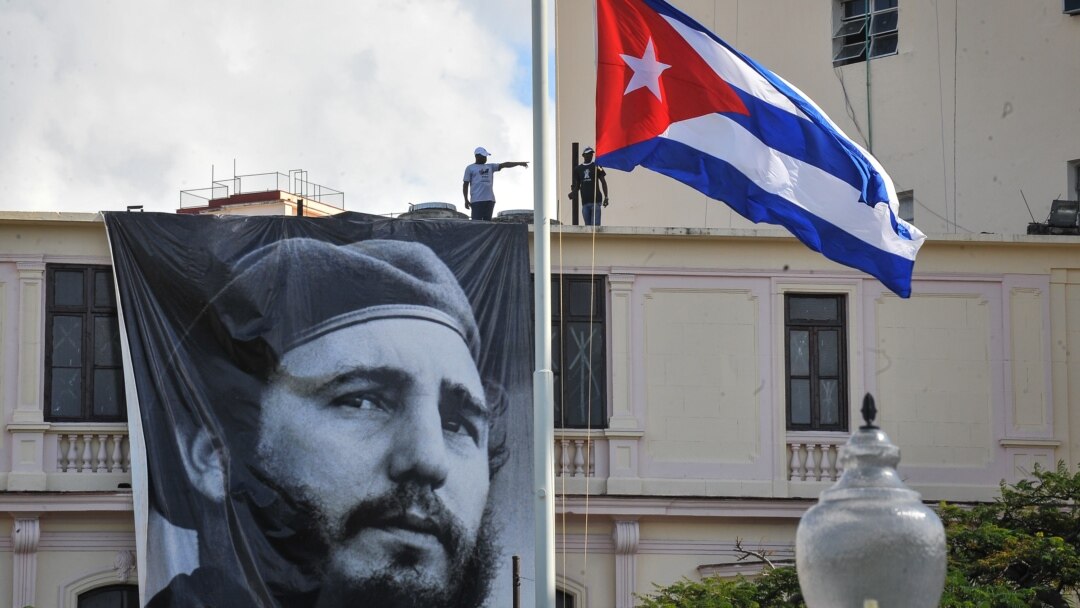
[0,0,539,216]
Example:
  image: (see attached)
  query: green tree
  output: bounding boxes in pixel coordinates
[636,567,803,608]
[940,462,1080,607]
[636,463,1080,608]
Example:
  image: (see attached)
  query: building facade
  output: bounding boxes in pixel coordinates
[550,2,1080,598]
[1,211,1078,606]
[547,227,1079,607]
[0,213,136,608]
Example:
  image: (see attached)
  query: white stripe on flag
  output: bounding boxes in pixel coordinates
[665,10,927,246]
[663,15,807,121]
[663,113,921,261]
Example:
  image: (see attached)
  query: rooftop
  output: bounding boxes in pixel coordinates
[177,170,345,215]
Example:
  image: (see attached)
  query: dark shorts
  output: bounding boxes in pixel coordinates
[471,200,495,221]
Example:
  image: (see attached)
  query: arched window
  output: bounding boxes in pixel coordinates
[77,585,139,608]
[557,588,576,608]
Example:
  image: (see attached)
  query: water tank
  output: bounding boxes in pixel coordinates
[398,202,468,220]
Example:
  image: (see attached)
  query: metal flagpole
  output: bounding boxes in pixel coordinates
[531,0,556,606]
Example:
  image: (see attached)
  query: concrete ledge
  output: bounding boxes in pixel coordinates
[0,492,133,512]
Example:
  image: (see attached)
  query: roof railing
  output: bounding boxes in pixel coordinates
[179,171,344,209]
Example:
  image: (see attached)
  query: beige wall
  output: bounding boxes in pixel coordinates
[556,0,1080,234]
[0,215,137,608]
[643,281,762,464]
[546,229,1078,505]
[545,227,1079,603]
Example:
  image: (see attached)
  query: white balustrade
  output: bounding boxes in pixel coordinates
[554,434,598,478]
[55,432,130,473]
[786,438,843,482]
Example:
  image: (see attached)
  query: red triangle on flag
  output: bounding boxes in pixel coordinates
[596,0,748,156]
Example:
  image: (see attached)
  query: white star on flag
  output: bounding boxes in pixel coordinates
[620,38,670,101]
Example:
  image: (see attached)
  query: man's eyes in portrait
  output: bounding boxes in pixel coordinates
[441,385,489,448]
[329,391,390,412]
[317,368,404,415]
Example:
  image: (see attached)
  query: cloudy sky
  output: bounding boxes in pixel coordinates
[1,0,546,216]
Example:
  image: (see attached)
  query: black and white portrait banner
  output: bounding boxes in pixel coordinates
[104,212,534,607]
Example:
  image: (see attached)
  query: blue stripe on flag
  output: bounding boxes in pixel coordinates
[722,89,863,195]
[601,137,916,297]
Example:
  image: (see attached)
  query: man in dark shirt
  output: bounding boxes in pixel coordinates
[568,146,610,226]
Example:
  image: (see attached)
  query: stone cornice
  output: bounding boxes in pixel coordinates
[0,492,133,512]
[556,496,816,518]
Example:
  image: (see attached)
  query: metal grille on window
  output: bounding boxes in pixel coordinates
[552,275,607,429]
[834,0,898,66]
[45,265,127,422]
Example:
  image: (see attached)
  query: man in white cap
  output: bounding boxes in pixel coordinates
[462,146,529,221]
[568,146,609,226]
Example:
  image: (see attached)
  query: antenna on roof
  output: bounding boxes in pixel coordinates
[1019,189,1037,223]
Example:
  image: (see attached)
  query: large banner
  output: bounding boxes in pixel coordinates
[104,212,534,607]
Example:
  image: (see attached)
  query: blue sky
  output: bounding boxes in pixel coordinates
[0,0,553,217]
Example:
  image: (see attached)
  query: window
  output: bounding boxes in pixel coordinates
[786,294,848,431]
[78,585,139,608]
[897,190,914,223]
[45,265,127,422]
[833,0,898,67]
[552,275,606,429]
[557,589,576,608]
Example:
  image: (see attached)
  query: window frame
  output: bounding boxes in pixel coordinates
[833,0,899,67]
[897,189,915,223]
[550,274,608,430]
[784,293,849,432]
[77,584,139,608]
[44,264,127,423]
[1068,159,1080,202]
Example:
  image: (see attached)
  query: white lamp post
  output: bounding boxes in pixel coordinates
[796,394,946,607]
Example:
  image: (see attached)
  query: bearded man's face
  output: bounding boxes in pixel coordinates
[256,319,496,605]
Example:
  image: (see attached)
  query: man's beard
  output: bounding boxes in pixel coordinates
[246,468,500,607]
[315,499,500,608]
[311,485,498,608]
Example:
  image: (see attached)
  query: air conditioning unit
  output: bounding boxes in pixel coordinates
[1047,199,1080,232]
[1066,0,1080,15]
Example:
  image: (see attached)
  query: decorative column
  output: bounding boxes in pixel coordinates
[12,515,41,608]
[613,519,640,608]
[7,260,48,491]
[606,274,645,494]
[606,273,637,430]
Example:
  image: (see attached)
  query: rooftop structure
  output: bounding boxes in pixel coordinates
[177,170,345,217]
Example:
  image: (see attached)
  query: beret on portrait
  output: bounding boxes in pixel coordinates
[207,238,481,378]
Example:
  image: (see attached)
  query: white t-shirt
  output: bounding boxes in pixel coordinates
[463,163,501,202]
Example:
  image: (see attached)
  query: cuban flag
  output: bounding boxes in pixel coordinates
[597,0,925,297]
